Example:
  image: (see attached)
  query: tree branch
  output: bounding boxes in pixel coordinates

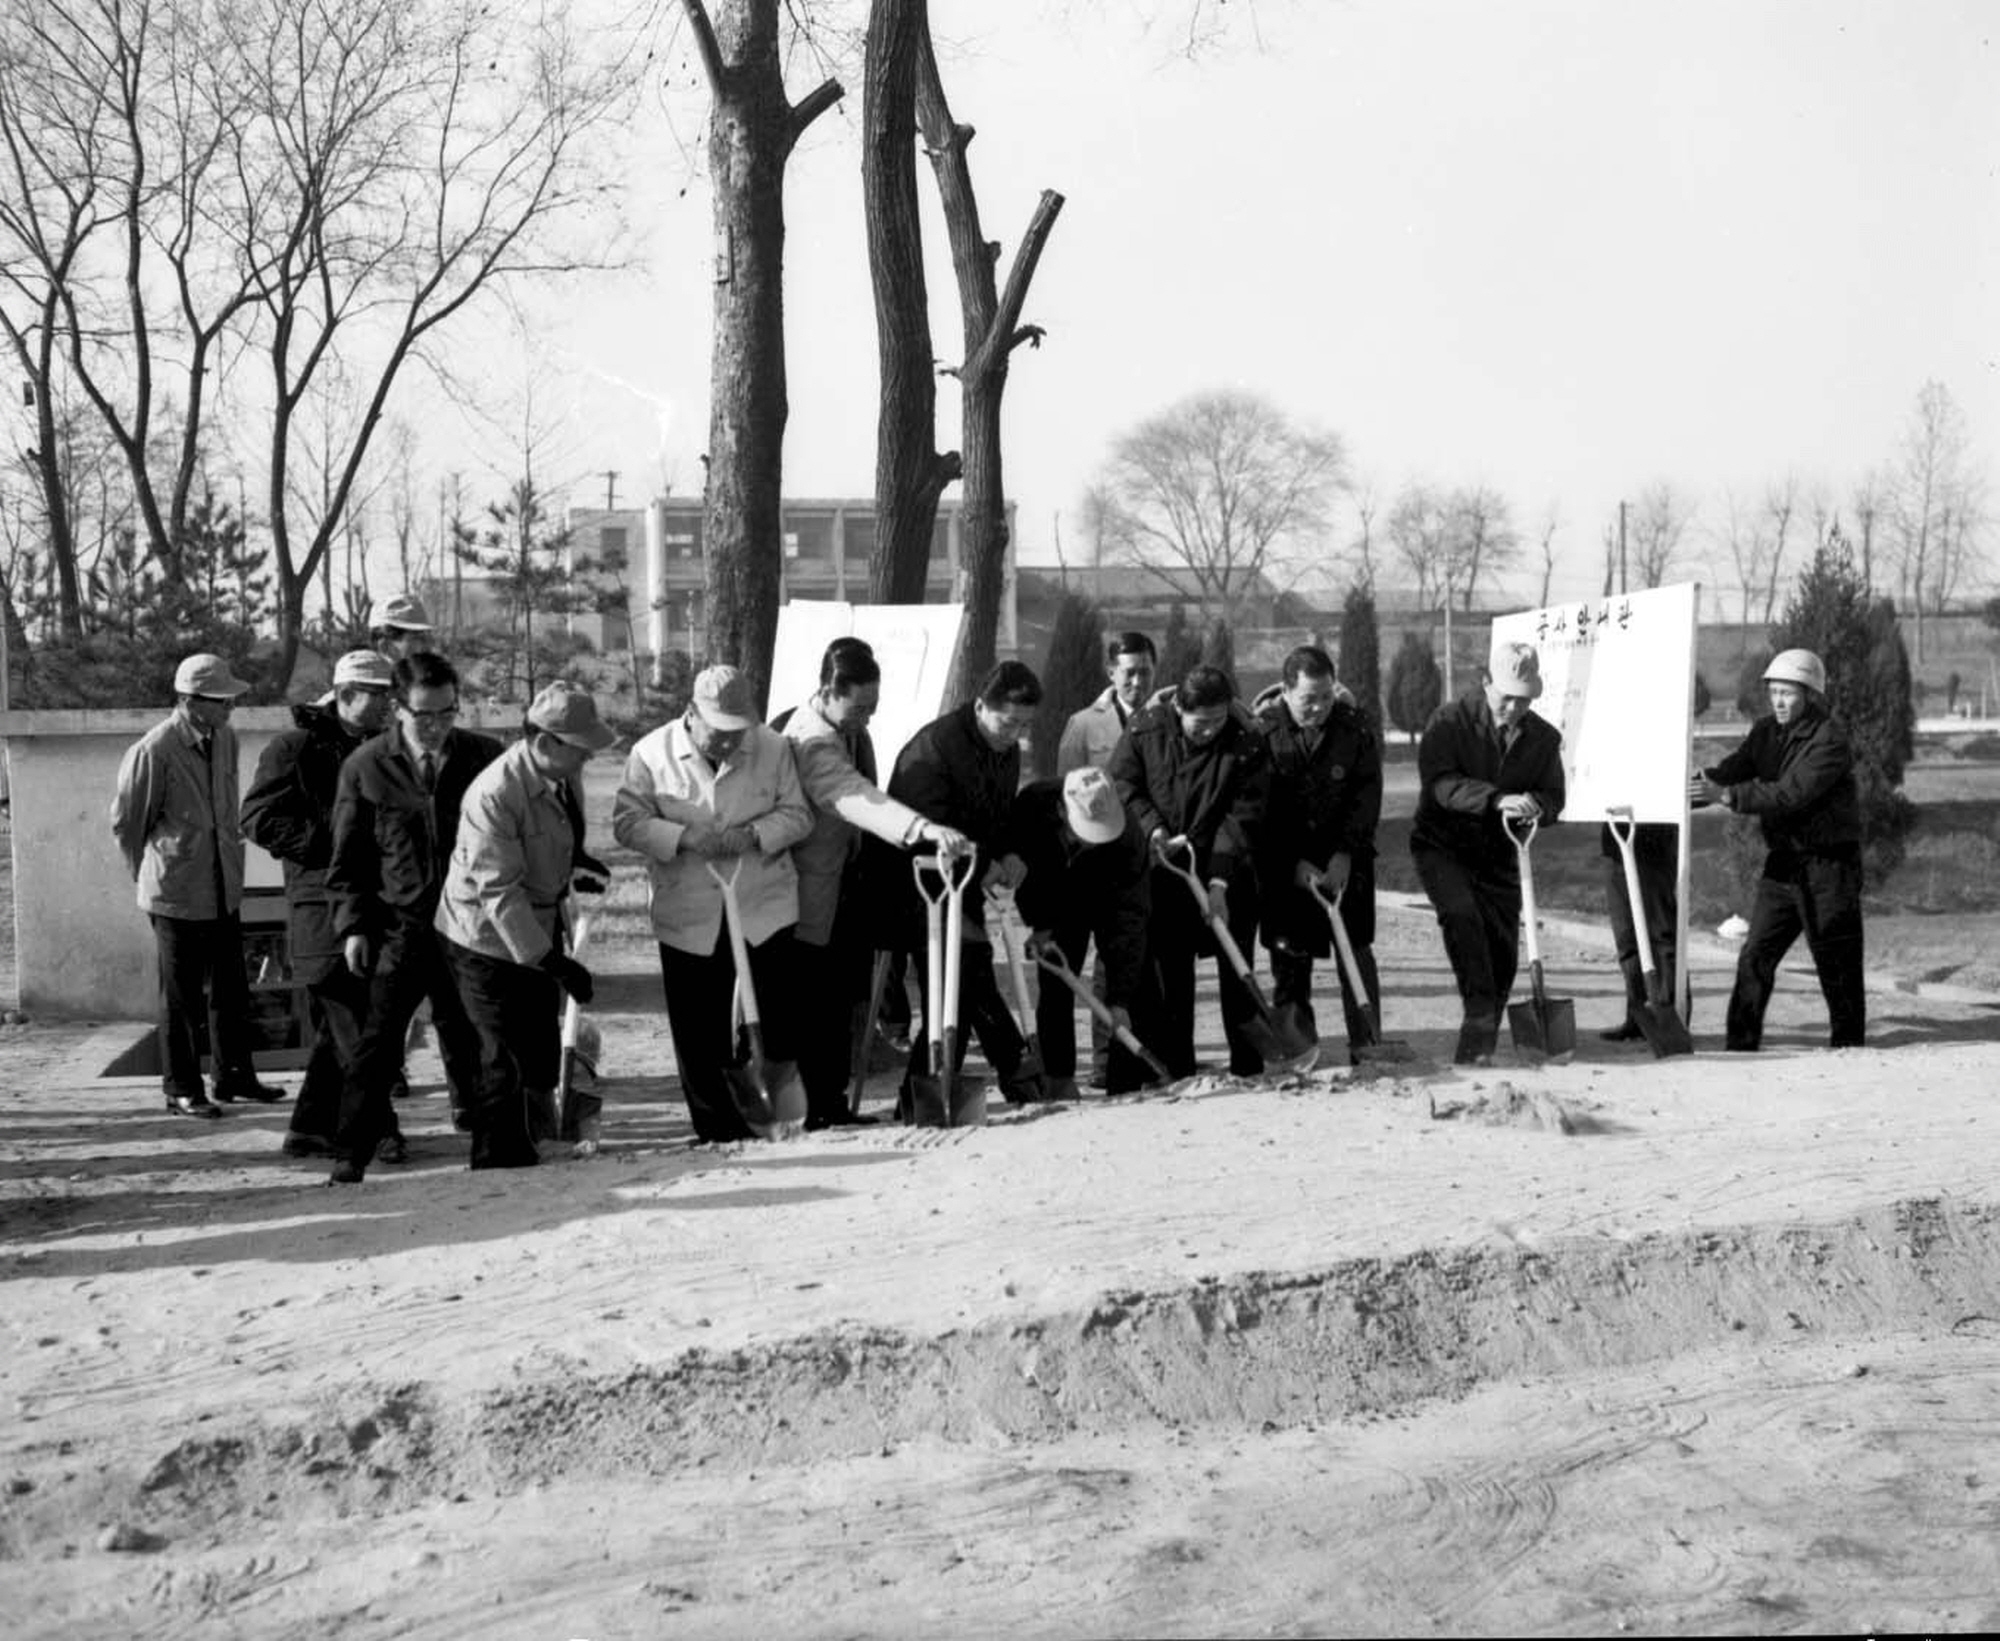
[681,0,726,96]
[788,76,845,146]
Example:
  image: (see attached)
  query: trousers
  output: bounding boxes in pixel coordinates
[1413,847,1521,1063]
[1726,854,1866,1050]
[151,912,260,1099]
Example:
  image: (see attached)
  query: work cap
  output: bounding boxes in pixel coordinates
[173,653,251,699]
[1763,648,1827,695]
[1488,641,1544,701]
[332,650,395,689]
[526,681,616,750]
[691,665,756,731]
[1062,765,1126,845]
[378,594,433,632]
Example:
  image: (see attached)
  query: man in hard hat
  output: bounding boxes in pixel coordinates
[1691,647,1864,1050]
[1410,641,1566,1066]
[111,653,287,1117]
[244,650,402,1162]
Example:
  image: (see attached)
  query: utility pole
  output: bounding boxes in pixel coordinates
[603,470,619,512]
[1618,499,1628,595]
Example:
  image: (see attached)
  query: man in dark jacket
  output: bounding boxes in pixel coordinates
[324,652,504,1180]
[1009,766,1157,1098]
[1110,664,1269,1078]
[1691,647,1864,1050]
[242,651,399,1158]
[1410,641,1566,1065]
[886,660,1045,1107]
[1254,645,1384,1058]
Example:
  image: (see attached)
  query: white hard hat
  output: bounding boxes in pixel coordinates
[1763,648,1827,695]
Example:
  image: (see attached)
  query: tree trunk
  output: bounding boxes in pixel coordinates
[913,26,1061,698]
[863,0,956,607]
[687,0,841,712]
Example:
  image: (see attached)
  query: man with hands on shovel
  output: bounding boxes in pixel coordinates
[614,666,814,1143]
[887,661,1051,1110]
[1252,644,1385,1062]
[781,637,972,1129]
[1410,641,1565,1066]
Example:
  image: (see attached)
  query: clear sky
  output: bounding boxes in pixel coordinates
[446,0,1999,609]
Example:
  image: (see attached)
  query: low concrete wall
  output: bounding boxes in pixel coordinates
[2,705,515,1020]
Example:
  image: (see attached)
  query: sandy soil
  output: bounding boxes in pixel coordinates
[5,892,2000,1638]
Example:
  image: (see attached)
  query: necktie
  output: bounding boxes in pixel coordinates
[420,754,437,792]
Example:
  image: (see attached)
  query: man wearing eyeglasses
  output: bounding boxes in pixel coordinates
[323,653,502,1181]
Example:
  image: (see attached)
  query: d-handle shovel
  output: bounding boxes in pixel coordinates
[847,949,893,1116]
[1605,808,1694,1058]
[708,860,807,1140]
[1032,944,1174,1086]
[1503,812,1577,1065]
[986,888,1053,1101]
[1152,835,1319,1075]
[910,849,985,1128]
[554,908,599,1147]
[1305,880,1416,1065]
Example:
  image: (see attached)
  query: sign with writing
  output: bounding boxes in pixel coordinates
[769,600,967,774]
[1489,582,1697,824]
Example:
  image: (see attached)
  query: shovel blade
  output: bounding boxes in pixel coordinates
[908,1072,947,1129]
[1507,997,1578,1064]
[1242,1008,1321,1075]
[721,1066,779,1139]
[950,1079,987,1127]
[1634,999,1694,1059]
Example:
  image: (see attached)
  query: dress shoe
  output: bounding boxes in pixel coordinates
[373,1134,410,1165]
[165,1091,222,1119]
[281,1131,340,1158]
[469,1139,539,1171]
[327,1159,366,1186]
[213,1077,287,1104]
[1046,1075,1081,1102]
[804,1108,879,1132]
[1598,1020,1645,1043]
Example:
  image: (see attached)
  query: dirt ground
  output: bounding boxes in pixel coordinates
[5,862,2000,1636]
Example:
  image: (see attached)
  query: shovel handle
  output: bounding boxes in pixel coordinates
[705,859,769,1029]
[1604,804,1662,983]
[1307,880,1372,1011]
[1152,832,1257,979]
[1033,948,1172,1083]
[986,886,1037,1030]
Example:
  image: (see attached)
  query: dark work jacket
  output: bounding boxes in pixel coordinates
[1107,702,1267,883]
[1409,691,1566,881]
[328,726,504,945]
[1253,696,1382,953]
[887,701,1022,933]
[1705,707,1860,860]
[242,704,373,982]
[1008,779,1151,1007]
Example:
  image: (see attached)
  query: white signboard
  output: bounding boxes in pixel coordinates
[1489,582,1697,825]
[769,600,967,775]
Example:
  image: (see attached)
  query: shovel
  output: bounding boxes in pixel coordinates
[1605,807,1694,1058]
[553,909,602,1146]
[1503,812,1576,1065]
[1032,944,1174,1085]
[847,949,893,1116]
[909,849,986,1127]
[1307,879,1416,1065]
[708,859,806,1140]
[987,888,1053,1100]
[1152,835,1319,1075]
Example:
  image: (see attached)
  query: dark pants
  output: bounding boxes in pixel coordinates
[335,919,478,1163]
[1602,826,1679,1022]
[442,940,559,1165]
[661,925,799,1144]
[1413,848,1521,1063]
[903,933,1030,1094]
[1035,919,1156,1094]
[151,911,261,1100]
[795,916,871,1124]
[1268,937,1381,1058]
[1146,868,1264,1078]
[1727,854,1866,1050]
[291,967,377,1143]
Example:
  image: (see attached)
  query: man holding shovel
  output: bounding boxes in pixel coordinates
[613,666,813,1143]
[781,638,970,1129]
[1411,642,1566,1066]
[1252,645,1384,1062]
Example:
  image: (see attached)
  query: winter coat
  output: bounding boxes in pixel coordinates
[328,726,504,943]
[1106,700,1267,884]
[1705,706,1860,861]
[435,740,578,967]
[887,702,1024,933]
[1409,690,1566,881]
[782,694,926,948]
[1252,694,1382,954]
[1008,778,1151,1007]
[110,707,247,921]
[1056,688,1132,776]
[242,703,371,981]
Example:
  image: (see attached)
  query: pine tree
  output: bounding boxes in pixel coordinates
[452,477,603,700]
[1338,582,1382,733]
[1199,616,1235,684]
[1385,630,1442,745]
[1157,602,1201,691]
[1768,528,1917,883]
[1030,592,1105,777]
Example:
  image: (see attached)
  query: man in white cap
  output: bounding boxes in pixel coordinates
[1006,764,1158,1099]
[435,681,612,1169]
[244,650,401,1160]
[1409,640,1566,1065]
[1691,647,1864,1050]
[111,652,286,1117]
[613,664,812,1143]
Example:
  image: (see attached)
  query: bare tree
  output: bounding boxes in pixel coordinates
[1626,481,1697,590]
[1093,390,1344,627]
[1448,484,1518,612]
[1889,380,1986,662]
[1386,481,1462,611]
[1758,472,1801,625]
[1533,503,1559,607]
[1342,475,1381,594]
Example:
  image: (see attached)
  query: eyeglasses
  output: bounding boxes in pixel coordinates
[400,703,459,726]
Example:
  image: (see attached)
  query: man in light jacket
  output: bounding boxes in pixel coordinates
[111,653,286,1117]
[781,638,969,1128]
[614,665,813,1143]
[1057,629,1157,777]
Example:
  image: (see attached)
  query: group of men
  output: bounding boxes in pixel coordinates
[112,607,1866,1181]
